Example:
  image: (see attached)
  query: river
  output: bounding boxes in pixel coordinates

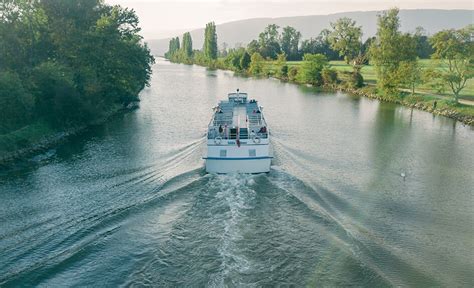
[1,58,473,287]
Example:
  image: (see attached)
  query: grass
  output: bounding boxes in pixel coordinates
[263,59,473,101]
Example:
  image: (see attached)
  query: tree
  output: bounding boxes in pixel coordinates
[165,37,180,59]
[203,22,218,60]
[369,8,417,93]
[0,0,154,132]
[182,32,193,58]
[413,27,434,59]
[301,30,339,61]
[430,25,473,103]
[397,61,423,95]
[258,24,281,59]
[249,52,264,75]
[0,71,34,132]
[300,53,328,85]
[280,26,301,60]
[240,51,251,71]
[247,39,260,55]
[224,48,245,70]
[328,17,363,64]
[275,53,287,77]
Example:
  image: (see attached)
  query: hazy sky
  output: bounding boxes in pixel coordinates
[107,0,473,39]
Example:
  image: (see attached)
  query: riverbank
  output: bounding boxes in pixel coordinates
[0,103,137,166]
[170,58,474,126]
[341,86,474,126]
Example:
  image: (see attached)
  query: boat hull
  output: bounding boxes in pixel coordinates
[205,157,271,174]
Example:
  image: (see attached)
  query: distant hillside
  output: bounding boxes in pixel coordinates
[147,9,473,56]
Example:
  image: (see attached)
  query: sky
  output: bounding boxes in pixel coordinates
[107,0,473,39]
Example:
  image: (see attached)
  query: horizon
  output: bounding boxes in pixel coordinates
[106,1,473,39]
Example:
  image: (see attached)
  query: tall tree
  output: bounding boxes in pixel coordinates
[430,25,473,103]
[369,8,417,92]
[301,30,339,61]
[328,17,363,64]
[165,37,180,59]
[413,27,434,59]
[182,32,193,58]
[258,24,281,59]
[247,39,260,55]
[280,26,301,61]
[203,22,218,60]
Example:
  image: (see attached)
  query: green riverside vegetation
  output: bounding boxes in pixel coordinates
[0,0,155,156]
[166,9,473,124]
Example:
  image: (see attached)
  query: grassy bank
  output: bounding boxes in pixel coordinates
[265,59,473,101]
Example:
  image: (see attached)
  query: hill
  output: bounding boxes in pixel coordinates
[147,9,473,56]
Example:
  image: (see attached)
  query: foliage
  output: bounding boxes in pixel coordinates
[249,52,264,75]
[204,22,218,60]
[397,61,423,95]
[413,27,434,59]
[247,40,260,55]
[182,32,193,58]
[369,8,417,93]
[224,48,246,71]
[0,0,155,134]
[275,53,287,77]
[288,66,299,82]
[328,17,363,64]
[301,30,340,61]
[280,26,301,61]
[321,68,338,86]
[299,53,329,85]
[240,51,251,71]
[280,65,289,79]
[258,24,281,59]
[0,71,34,133]
[165,37,180,59]
[430,25,473,102]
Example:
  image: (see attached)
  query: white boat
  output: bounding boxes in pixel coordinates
[204,90,272,173]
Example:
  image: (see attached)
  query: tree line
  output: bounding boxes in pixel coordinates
[0,0,155,135]
[167,8,472,103]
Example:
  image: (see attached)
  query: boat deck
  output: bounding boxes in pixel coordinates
[208,93,268,140]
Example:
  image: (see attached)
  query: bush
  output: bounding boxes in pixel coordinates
[351,71,364,88]
[279,65,289,79]
[299,53,328,86]
[288,66,299,81]
[321,68,338,86]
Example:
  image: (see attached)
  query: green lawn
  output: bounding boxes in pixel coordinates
[264,60,473,101]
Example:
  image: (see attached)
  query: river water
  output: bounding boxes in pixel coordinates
[1,58,473,287]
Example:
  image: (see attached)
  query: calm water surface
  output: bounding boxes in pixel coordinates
[1,58,473,287]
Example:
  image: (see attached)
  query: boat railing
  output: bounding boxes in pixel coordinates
[207,129,268,140]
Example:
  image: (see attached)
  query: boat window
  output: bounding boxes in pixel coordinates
[220,150,227,157]
[249,149,256,157]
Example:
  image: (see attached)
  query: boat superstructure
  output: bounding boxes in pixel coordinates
[204,90,272,173]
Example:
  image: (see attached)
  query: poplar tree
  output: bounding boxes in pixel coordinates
[182,32,193,58]
[203,22,218,60]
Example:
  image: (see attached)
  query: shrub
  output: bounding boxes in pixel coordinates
[321,68,338,86]
[288,66,299,81]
